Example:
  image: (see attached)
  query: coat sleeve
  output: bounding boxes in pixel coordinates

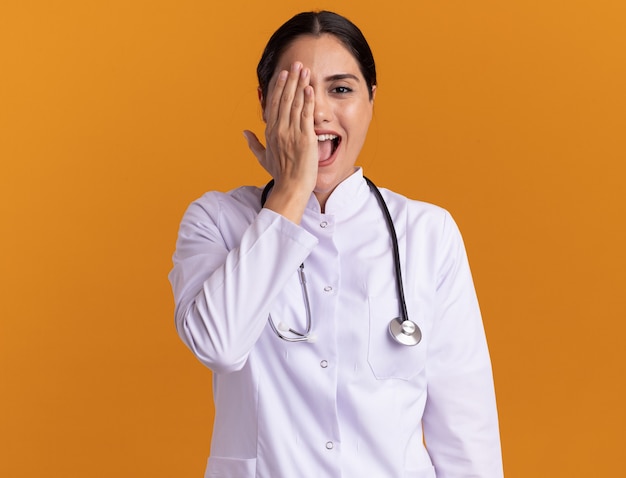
[168,192,318,374]
[422,211,503,477]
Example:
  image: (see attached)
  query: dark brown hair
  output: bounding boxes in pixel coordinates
[257,11,377,105]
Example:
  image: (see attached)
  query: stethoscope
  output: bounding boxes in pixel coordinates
[261,176,422,347]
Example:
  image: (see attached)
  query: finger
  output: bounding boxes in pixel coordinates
[290,66,310,127]
[277,62,302,128]
[243,130,266,162]
[300,84,315,135]
[244,129,277,177]
[266,70,288,128]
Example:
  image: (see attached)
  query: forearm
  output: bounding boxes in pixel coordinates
[170,206,317,373]
[423,366,503,477]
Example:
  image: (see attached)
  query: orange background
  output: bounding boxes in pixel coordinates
[1,1,625,476]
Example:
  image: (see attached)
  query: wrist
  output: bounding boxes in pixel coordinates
[263,183,311,224]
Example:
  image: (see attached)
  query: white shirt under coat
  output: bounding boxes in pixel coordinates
[169,168,503,478]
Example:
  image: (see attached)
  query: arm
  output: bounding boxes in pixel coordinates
[170,61,320,374]
[169,197,317,374]
[422,212,503,477]
[243,61,318,225]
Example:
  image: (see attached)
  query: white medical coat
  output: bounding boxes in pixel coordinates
[169,169,503,478]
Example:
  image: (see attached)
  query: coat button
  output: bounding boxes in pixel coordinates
[320,360,328,368]
[325,441,334,450]
[320,221,328,228]
[323,286,333,292]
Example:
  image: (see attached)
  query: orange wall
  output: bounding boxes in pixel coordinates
[1,1,625,476]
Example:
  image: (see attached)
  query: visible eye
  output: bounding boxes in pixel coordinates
[332,86,353,94]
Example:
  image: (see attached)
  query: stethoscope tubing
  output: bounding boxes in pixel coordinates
[260,176,421,346]
[363,177,411,331]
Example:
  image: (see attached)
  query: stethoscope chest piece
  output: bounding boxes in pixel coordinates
[389,317,422,346]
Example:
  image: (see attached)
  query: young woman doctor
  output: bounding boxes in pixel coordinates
[169,11,503,478]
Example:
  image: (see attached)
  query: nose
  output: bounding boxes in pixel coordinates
[313,92,333,125]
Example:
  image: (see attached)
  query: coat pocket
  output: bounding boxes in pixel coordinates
[367,296,429,380]
[205,456,256,477]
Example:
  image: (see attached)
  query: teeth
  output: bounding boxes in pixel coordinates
[317,134,338,142]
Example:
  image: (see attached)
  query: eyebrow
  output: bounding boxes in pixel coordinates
[325,73,361,82]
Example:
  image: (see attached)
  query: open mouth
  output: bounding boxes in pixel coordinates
[317,134,341,162]
[331,136,340,155]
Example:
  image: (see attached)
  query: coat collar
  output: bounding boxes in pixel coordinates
[305,167,369,216]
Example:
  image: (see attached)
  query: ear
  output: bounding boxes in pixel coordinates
[258,87,267,122]
[370,85,377,102]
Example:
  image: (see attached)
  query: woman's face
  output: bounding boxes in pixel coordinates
[264,34,376,203]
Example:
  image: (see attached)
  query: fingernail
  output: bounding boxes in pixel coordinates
[292,62,302,72]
